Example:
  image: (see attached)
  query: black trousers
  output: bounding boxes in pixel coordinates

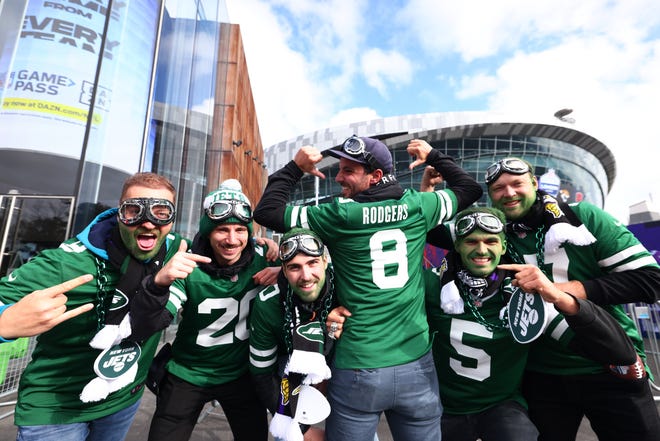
[522,370,660,441]
[441,400,539,441]
[148,371,268,441]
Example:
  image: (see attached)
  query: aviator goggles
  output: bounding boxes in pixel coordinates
[118,198,175,226]
[484,158,531,185]
[455,212,504,238]
[340,135,382,171]
[279,234,324,262]
[205,199,252,224]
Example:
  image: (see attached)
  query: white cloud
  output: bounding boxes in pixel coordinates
[226,0,660,222]
[225,0,326,145]
[453,27,660,221]
[360,48,415,97]
[226,0,370,146]
[327,107,380,127]
[399,0,660,62]
[455,73,498,99]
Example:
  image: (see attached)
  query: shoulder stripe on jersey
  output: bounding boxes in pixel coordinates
[598,244,648,267]
[168,286,186,311]
[300,206,310,229]
[610,256,658,272]
[250,345,277,357]
[548,318,570,341]
[435,190,455,226]
[290,205,301,229]
[59,241,87,253]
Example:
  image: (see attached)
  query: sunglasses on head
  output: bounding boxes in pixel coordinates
[340,135,382,171]
[118,198,175,226]
[484,158,530,185]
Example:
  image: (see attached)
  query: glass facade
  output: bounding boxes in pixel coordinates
[149,4,230,238]
[0,0,235,273]
[74,0,163,231]
[0,0,162,231]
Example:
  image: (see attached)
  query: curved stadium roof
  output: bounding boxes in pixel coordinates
[264,111,616,192]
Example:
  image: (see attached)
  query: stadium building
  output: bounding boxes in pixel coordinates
[265,111,615,211]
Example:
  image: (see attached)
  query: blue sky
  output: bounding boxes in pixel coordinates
[225,0,660,222]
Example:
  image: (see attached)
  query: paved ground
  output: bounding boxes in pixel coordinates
[3,384,658,440]
[0,331,657,440]
[0,388,598,441]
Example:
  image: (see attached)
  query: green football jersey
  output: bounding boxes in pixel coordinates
[506,202,656,375]
[165,244,272,387]
[248,283,288,376]
[249,270,334,376]
[0,231,183,425]
[424,268,575,414]
[285,189,457,369]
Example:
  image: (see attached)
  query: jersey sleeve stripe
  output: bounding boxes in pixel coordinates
[609,256,658,272]
[598,244,650,267]
[548,317,570,341]
[250,345,278,357]
[435,190,455,226]
[168,286,186,311]
[250,355,277,368]
[300,206,310,229]
[290,205,301,229]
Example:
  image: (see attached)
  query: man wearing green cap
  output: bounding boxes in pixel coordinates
[147,179,280,441]
[249,227,334,441]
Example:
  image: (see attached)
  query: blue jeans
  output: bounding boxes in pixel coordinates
[325,350,442,441]
[441,400,538,441]
[17,400,140,441]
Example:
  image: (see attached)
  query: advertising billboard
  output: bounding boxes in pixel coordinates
[0,0,159,174]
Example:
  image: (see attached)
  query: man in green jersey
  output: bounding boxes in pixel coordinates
[254,136,483,441]
[250,227,335,441]
[426,158,660,440]
[422,207,638,441]
[147,179,279,441]
[0,172,209,441]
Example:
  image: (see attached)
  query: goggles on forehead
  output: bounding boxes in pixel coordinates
[484,158,531,185]
[279,234,324,262]
[205,199,252,223]
[118,198,175,226]
[455,212,504,238]
[341,135,381,171]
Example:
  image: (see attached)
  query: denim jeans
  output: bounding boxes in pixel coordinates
[325,350,442,441]
[441,400,538,441]
[17,399,140,441]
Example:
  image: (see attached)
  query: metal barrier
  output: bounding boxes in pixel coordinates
[0,337,35,420]
[625,301,660,398]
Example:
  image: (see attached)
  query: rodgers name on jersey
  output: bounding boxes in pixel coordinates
[360,203,409,225]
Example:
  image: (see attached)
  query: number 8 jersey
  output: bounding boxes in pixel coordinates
[284,189,457,369]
